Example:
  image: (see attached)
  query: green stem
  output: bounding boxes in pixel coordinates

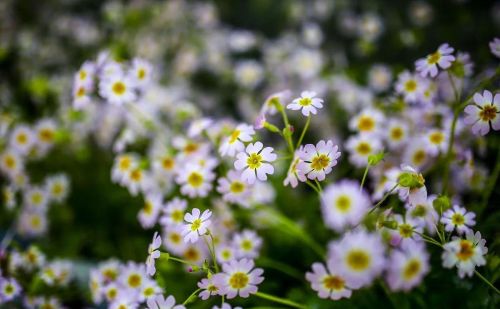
[414,231,443,248]
[182,288,202,305]
[474,270,500,295]
[368,184,398,214]
[360,164,371,191]
[257,257,304,280]
[204,231,219,273]
[279,108,294,154]
[305,180,320,194]
[477,144,500,219]
[254,292,307,309]
[295,115,311,149]
[314,179,322,192]
[165,255,198,268]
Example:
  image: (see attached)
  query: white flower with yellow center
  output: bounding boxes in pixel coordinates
[24,186,49,212]
[297,140,341,181]
[345,134,382,168]
[388,214,423,246]
[464,90,500,136]
[403,139,429,169]
[44,174,70,203]
[219,124,255,157]
[10,125,35,155]
[385,119,409,149]
[138,193,163,229]
[182,208,212,243]
[349,108,385,136]
[99,72,137,105]
[386,239,429,291]
[321,180,370,232]
[368,64,393,93]
[18,210,47,237]
[234,142,276,184]
[395,71,424,104]
[441,205,476,235]
[74,60,96,89]
[160,197,187,227]
[283,148,307,188]
[72,82,92,109]
[123,167,149,196]
[212,258,264,299]
[176,164,215,198]
[329,229,386,288]
[129,58,153,88]
[119,263,147,290]
[306,261,353,300]
[0,150,23,176]
[2,185,16,210]
[287,91,324,117]
[442,230,487,278]
[163,225,186,255]
[424,129,448,155]
[233,230,262,259]
[234,60,264,89]
[34,119,57,150]
[153,153,176,176]
[217,170,253,207]
[0,277,21,301]
[415,43,455,78]
[216,244,236,264]
[111,153,140,184]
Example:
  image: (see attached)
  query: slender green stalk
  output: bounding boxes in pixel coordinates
[254,292,307,309]
[203,232,219,273]
[414,231,443,248]
[278,108,294,153]
[477,144,500,219]
[360,164,371,191]
[305,180,320,194]
[295,115,311,149]
[314,179,322,192]
[167,256,198,267]
[258,257,304,280]
[474,270,500,295]
[368,184,398,214]
[182,288,202,305]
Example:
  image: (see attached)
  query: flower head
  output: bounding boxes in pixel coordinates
[297,140,341,181]
[146,232,162,276]
[442,230,487,278]
[441,205,476,235]
[287,91,324,116]
[464,90,500,136]
[234,142,276,184]
[415,43,455,77]
[213,258,264,299]
[182,208,212,243]
[306,261,353,300]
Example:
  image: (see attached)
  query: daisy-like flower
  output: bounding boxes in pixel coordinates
[306,261,353,300]
[72,83,93,109]
[139,279,162,302]
[368,64,393,93]
[111,153,140,184]
[34,118,57,151]
[386,239,430,291]
[99,72,137,105]
[40,260,73,286]
[441,205,476,235]
[388,214,423,247]
[0,150,24,176]
[24,186,50,212]
[283,148,307,188]
[138,193,163,229]
[403,139,430,169]
[488,37,500,58]
[119,263,148,291]
[123,167,150,196]
[44,174,70,203]
[212,258,264,299]
[216,244,237,264]
[423,128,448,155]
[176,164,215,198]
[219,124,255,157]
[198,276,219,300]
[234,142,276,184]
[129,58,153,88]
[385,119,409,149]
[349,108,385,136]
[146,232,162,276]
[345,134,382,168]
[415,43,455,77]
[297,140,341,181]
[163,225,186,255]
[442,230,487,278]
[217,170,253,207]
[395,71,424,104]
[74,60,96,89]
[321,180,370,232]
[147,294,185,309]
[10,125,35,155]
[160,198,187,227]
[18,210,47,237]
[328,229,386,288]
[0,277,22,301]
[287,91,324,116]
[182,208,212,243]
[232,230,262,259]
[464,90,500,136]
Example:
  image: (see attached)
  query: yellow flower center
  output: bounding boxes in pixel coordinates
[229,272,249,289]
[390,127,404,141]
[76,86,86,98]
[184,143,199,154]
[4,155,16,169]
[429,132,444,144]
[457,240,474,261]
[229,130,240,144]
[31,192,43,205]
[412,150,426,165]
[143,201,153,214]
[427,51,441,64]
[170,233,181,243]
[187,172,203,187]
[322,275,345,290]
[399,224,413,238]
[52,183,63,196]
[451,213,465,226]
[162,157,174,170]
[247,153,262,169]
[31,216,41,228]
[16,133,28,144]
[241,239,253,251]
[112,82,126,95]
[479,105,497,122]
[230,181,245,193]
[119,157,131,170]
[346,250,371,271]
[130,169,142,182]
[79,70,87,80]
[184,247,200,261]
[310,154,330,171]
[39,129,54,142]
[171,210,183,222]
[298,97,312,106]
[128,274,141,288]
[190,219,202,231]
[138,69,146,80]
[403,259,421,280]
[356,142,372,155]
[357,116,375,132]
[404,80,417,92]
[335,195,351,213]
[144,287,155,296]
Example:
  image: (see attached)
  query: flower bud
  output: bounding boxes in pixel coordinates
[433,195,451,213]
[397,172,425,188]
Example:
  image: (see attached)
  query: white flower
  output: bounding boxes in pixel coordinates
[415,43,455,77]
[321,180,370,232]
[232,230,262,259]
[9,125,35,155]
[129,58,153,88]
[219,124,255,157]
[217,170,253,207]
[423,128,448,156]
[395,71,425,104]
[442,230,487,278]
[212,258,264,299]
[44,174,70,203]
[368,64,392,93]
[182,208,212,243]
[99,72,137,105]
[328,229,386,288]
[306,261,353,300]
[283,149,307,188]
[464,90,500,136]
[489,37,500,58]
[287,91,324,116]
[234,60,264,89]
[159,198,187,227]
[386,239,430,291]
[176,164,215,198]
[147,294,186,309]
[74,60,96,89]
[0,150,24,176]
[146,232,162,276]
[345,134,382,167]
[297,140,341,181]
[349,108,385,136]
[441,205,476,235]
[234,142,276,184]
[138,193,164,229]
[385,119,409,149]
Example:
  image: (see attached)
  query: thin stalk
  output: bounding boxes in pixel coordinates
[295,115,311,149]
[279,108,294,153]
[360,164,371,191]
[368,184,398,214]
[258,257,304,280]
[314,179,322,192]
[182,288,202,305]
[204,232,219,273]
[254,292,307,309]
[477,144,500,219]
[474,270,500,295]
[305,180,320,194]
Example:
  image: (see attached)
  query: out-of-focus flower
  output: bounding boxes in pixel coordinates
[395,71,425,104]
[146,232,162,276]
[415,43,455,77]
[306,261,353,300]
[219,124,255,157]
[489,37,500,58]
[386,239,430,291]
[197,276,219,300]
[441,205,476,235]
[345,134,382,167]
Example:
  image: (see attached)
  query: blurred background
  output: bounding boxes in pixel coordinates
[1,0,499,307]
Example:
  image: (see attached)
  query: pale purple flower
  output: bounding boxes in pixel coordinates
[489,37,500,58]
[182,208,212,243]
[415,43,455,77]
[464,90,500,136]
[212,258,264,299]
[234,142,276,184]
[386,239,430,291]
[306,261,353,300]
[197,277,219,300]
[441,205,476,235]
[146,232,162,276]
[297,140,341,181]
[287,91,324,116]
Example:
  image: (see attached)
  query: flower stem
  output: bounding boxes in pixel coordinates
[258,257,304,280]
[360,163,371,191]
[204,231,219,273]
[474,270,500,295]
[295,115,311,149]
[278,107,294,154]
[368,184,398,214]
[477,143,500,219]
[254,292,307,309]
[305,180,320,194]
[182,288,202,305]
